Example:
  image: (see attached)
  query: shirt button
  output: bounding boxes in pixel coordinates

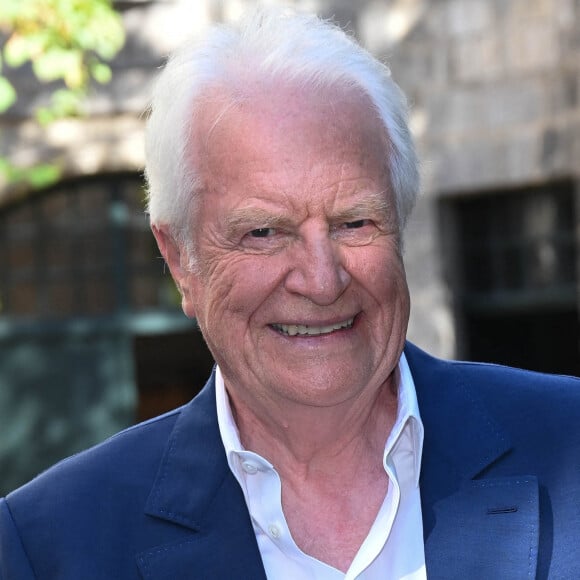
[268,524,281,539]
[241,461,258,474]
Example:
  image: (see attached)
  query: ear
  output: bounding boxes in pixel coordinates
[151,224,197,319]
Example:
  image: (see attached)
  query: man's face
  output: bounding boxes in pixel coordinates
[177,85,410,412]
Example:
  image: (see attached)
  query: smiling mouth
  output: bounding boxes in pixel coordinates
[270,318,355,337]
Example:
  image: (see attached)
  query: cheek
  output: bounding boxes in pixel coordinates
[354,249,410,340]
[197,255,286,323]
[381,260,410,321]
[350,245,407,300]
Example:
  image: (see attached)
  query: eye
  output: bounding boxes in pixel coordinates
[249,227,275,238]
[331,218,382,246]
[344,219,371,229]
[241,226,290,253]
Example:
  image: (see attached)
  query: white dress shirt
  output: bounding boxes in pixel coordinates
[216,354,426,579]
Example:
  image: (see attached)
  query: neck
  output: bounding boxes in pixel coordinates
[227,372,399,479]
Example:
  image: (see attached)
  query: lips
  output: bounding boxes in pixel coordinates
[270,317,354,336]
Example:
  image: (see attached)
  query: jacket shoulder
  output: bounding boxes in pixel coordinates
[406,341,580,467]
[405,341,580,398]
[0,407,186,578]
[9,406,182,506]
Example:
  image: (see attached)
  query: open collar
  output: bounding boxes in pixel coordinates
[137,345,540,579]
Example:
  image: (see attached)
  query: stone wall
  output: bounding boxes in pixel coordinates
[356,0,580,357]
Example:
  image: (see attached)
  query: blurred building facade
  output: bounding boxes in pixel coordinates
[0,0,579,493]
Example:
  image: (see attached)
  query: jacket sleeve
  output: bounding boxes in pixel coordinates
[0,498,36,580]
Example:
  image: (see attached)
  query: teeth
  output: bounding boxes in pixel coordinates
[272,318,354,336]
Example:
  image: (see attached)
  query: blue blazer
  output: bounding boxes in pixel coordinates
[1,343,580,579]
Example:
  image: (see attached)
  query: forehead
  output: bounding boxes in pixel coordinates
[193,81,388,172]
[186,83,394,230]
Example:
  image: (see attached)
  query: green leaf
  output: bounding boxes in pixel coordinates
[32,48,83,84]
[0,76,17,112]
[35,88,83,124]
[0,0,27,24]
[0,158,61,188]
[26,163,61,188]
[75,1,125,57]
[51,88,83,115]
[0,0,126,196]
[35,106,56,125]
[90,61,112,84]
[4,35,33,68]
[0,158,14,179]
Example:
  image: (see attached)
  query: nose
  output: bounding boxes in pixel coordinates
[284,231,351,305]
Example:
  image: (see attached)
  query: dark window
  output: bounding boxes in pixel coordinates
[0,173,180,320]
[441,181,579,376]
[0,174,214,423]
[133,331,215,422]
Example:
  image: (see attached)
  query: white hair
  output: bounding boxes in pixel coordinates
[145,7,420,253]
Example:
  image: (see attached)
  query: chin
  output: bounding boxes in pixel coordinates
[277,373,370,407]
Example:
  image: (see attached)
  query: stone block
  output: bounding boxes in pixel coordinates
[390,43,449,92]
[358,0,430,52]
[504,129,543,182]
[540,124,579,175]
[505,19,560,72]
[0,116,145,189]
[405,195,457,359]
[431,129,545,193]
[426,78,549,139]
[571,123,580,177]
[425,88,483,135]
[508,0,555,22]
[547,74,579,114]
[555,0,577,29]
[446,0,494,38]
[483,80,547,129]
[423,2,452,40]
[452,34,504,82]
[434,136,504,191]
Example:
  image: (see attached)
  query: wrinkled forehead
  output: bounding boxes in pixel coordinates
[189,80,391,175]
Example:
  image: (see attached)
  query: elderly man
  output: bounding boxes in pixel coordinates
[1,8,580,580]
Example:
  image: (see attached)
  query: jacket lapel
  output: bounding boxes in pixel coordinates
[136,372,267,580]
[405,343,540,579]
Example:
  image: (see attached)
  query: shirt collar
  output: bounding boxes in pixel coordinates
[215,366,254,476]
[215,353,424,485]
[387,352,424,486]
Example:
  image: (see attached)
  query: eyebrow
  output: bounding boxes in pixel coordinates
[331,192,394,223]
[223,190,396,235]
[224,207,292,237]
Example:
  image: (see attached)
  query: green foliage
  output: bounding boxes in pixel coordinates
[0,0,125,189]
[0,76,17,113]
[0,0,125,114]
[0,158,61,189]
